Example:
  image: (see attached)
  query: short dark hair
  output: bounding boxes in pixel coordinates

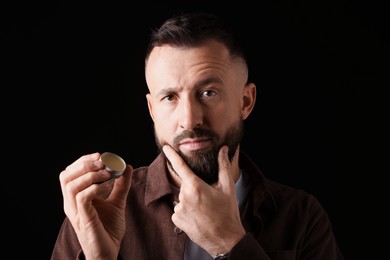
[145,12,248,68]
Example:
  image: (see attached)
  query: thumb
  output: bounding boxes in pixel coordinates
[216,146,235,192]
[108,164,133,207]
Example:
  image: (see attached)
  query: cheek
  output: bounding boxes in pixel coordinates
[154,117,176,142]
[209,109,241,138]
[204,113,227,138]
[209,105,238,125]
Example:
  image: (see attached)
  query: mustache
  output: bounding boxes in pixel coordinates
[173,128,218,146]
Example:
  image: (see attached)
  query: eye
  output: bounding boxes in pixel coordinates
[201,89,216,98]
[161,94,176,102]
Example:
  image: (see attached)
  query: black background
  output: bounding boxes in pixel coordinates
[1,1,387,259]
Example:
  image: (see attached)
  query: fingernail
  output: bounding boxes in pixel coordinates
[162,145,169,153]
[93,160,102,168]
[223,146,229,155]
[98,169,110,178]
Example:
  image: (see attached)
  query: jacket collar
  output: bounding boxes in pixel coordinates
[143,151,277,215]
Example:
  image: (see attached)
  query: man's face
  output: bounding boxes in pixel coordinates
[145,40,254,184]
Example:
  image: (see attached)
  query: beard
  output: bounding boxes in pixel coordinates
[155,120,244,185]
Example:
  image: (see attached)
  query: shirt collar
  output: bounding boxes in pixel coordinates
[144,152,175,206]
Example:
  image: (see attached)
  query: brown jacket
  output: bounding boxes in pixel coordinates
[51,151,344,260]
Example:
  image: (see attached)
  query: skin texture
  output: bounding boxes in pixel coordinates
[145,40,256,185]
[145,39,256,255]
[58,39,256,259]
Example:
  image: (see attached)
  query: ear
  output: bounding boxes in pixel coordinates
[146,93,155,122]
[241,82,256,120]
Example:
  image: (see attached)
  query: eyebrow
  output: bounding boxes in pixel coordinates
[156,76,223,96]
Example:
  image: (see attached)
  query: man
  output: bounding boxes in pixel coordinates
[51,12,343,260]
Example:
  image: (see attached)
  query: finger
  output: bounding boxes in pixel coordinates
[171,202,184,233]
[74,181,114,220]
[74,165,134,227]
[60,159,106,203]
[73,152,102,165]
[162,145,197,182]
[60,153,103,190]
[63,170,112,216]
[173,201,180,213]
[94,178,116,200]
[106,164,133,208]
[215,146,235,192]
[59,153,106,215]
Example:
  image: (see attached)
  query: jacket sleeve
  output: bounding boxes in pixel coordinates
[229,196,344,260]
[229,233,272,259]
[51,217,85,260]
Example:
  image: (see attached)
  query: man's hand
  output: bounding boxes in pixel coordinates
[59,152,133,260]
[162,145,245,256]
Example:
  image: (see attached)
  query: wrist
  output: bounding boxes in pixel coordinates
[213,251,230,259]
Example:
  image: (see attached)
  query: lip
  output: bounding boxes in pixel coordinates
[179,138,212,151]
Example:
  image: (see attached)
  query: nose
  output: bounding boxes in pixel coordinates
[178,97,203,130]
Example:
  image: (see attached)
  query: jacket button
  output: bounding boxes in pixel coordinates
[174,226,183,234]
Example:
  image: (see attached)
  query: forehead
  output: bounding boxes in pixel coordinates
[145,40,238,90]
